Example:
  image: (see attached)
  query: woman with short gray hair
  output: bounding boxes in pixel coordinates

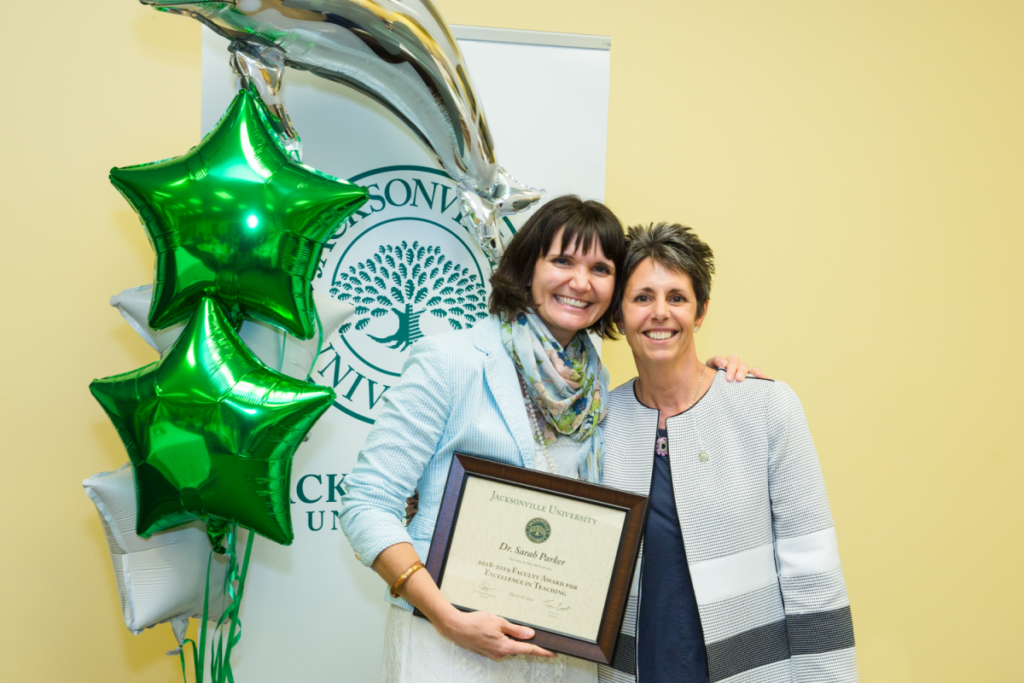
[598,223,857,683]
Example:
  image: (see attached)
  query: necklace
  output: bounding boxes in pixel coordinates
[518,376,559,475]
[637,364,707,413]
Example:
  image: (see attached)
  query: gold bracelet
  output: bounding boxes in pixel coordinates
[390,562,425,598]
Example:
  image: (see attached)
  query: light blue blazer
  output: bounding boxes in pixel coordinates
[339,316,582,609]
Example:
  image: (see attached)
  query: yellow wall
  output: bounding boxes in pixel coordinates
[3,1,1020,680]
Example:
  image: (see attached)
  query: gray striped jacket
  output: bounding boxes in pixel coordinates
[598,373,857,683]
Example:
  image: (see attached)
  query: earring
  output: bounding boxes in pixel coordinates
[694,325,700,333]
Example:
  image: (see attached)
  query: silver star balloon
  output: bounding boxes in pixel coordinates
[140,0,542,264]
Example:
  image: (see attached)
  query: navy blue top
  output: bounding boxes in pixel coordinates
[637,428,708,683]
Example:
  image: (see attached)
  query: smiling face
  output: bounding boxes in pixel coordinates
[530,227,617,347]
[620,257,709,367]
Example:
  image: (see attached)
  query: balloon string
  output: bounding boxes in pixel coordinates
[308,304,324,382]
[210,525,239,681]
[179,526,256,683]
[225,531,254,683]
[177,639,198,683]
[210,527,255,683]
[179,549,216,683]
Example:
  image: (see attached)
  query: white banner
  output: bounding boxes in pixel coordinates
[201,25,610,681]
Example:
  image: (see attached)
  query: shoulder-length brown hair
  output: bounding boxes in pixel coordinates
[488,195,625,339]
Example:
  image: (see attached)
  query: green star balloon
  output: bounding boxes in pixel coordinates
[89,297,335,546]
[110,89,369,339]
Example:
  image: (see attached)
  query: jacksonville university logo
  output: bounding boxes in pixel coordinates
[525,517,552,544]
[312,166,514,424]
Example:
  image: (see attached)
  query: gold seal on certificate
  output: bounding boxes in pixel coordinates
[419,453,648,664]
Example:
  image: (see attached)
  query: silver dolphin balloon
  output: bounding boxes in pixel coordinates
[139,0,541,263]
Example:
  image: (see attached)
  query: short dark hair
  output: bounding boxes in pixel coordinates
[621,223,715,319]
[488,195,625,339]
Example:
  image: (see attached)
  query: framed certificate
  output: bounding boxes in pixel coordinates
[417,452,648,664]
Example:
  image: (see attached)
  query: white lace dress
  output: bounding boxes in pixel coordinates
[378,435,598,683]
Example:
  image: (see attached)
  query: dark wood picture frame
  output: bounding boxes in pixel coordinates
[415,452,649,664]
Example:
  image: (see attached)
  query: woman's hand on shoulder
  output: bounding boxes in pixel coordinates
[705,354,770,382]
[436,609,555,661]
[404,490,419,524]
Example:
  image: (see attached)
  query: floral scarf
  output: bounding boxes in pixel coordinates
[500,311,607,483]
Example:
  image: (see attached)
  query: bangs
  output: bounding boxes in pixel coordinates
[558,220,599,256]
[541,208,624,266]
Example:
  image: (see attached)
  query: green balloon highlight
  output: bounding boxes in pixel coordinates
[110,89,369,339]
[89,298,336,546]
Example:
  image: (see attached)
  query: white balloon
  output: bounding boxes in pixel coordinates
[109,285,183,354]
[110,286,353,379]
[83,465,230,641]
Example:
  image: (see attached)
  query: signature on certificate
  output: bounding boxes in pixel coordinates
[543,599,571,614]
[475,582,497,598]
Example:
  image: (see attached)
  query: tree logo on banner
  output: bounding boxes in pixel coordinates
[331,242,487,351]
[313,165,514,424]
